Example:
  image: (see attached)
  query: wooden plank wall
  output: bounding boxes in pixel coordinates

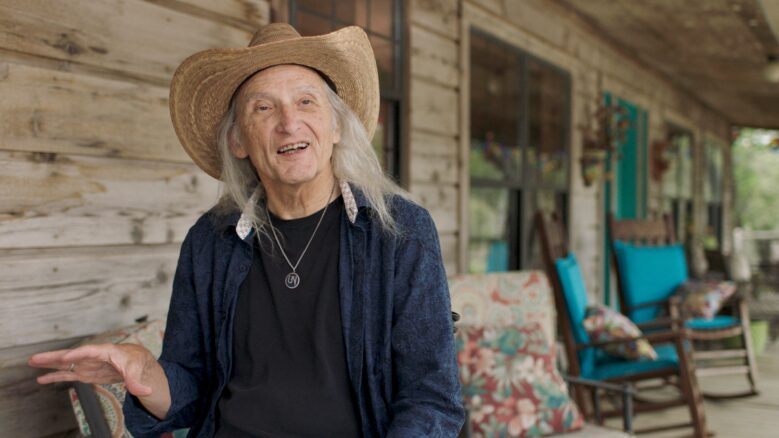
[0,1,269,436]
[408,0,461,275]
[407,0,733,295]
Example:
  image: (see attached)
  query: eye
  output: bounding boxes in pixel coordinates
[301,98,313,105]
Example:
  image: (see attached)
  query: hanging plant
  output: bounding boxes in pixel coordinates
[579,99,630,186]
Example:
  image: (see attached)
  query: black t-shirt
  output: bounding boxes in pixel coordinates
[215,197,361,437]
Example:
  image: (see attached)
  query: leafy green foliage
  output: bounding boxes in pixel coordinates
[733,128,779,230]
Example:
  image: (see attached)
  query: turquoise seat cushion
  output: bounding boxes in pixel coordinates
[555,253,596,377]
[587,343,679,380]
[686,315,739,330]
[613,241,689,324]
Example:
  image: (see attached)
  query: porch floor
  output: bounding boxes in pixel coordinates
[605,340,779,437]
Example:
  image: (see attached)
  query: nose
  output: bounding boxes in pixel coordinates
[276,104,300,134]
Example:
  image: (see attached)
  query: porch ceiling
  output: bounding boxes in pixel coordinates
[559,0,779,129]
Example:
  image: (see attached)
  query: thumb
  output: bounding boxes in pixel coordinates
[112,345,154,397]
[125,374,153,397]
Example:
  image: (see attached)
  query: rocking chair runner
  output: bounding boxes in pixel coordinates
[535,211,708,437]
[607,213,759,399]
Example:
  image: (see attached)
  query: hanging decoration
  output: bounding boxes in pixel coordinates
[579,99,630,186]
[649,139,673,182]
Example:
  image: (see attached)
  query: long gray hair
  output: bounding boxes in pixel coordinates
[215,77,406,235]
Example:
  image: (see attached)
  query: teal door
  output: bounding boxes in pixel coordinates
[603,93,648,304]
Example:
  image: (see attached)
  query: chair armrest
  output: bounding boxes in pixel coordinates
[625,297,671,310]
[563,375,636,395]
[576,329,683,350]
[635,317,683,330]
[73,382,112,438]
[563,375,635,433]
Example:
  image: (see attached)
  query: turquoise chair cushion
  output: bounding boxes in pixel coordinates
[686,315,739,330]
[613,241,689,324]
[555,254,596,377]
[587,343,679,380]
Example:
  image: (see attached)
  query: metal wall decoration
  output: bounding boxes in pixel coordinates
[579,100,629,186]
[649,139,672,182]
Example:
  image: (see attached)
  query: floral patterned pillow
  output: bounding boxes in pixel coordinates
[457,323,584,437]
[583,305,657,361]
[675,280,737,319]
[68,319,166,438]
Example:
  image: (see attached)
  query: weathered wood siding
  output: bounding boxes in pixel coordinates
[407,0,733,296]
[0,1,269,435]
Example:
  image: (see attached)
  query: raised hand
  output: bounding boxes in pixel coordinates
[28,343,171,419]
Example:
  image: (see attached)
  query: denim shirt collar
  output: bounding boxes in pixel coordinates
[233,180,366,241]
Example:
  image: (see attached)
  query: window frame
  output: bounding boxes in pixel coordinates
[283,0,409,184]
[664,123,695,242]
[467,27,572,272]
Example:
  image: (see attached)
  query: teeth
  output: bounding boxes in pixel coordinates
[279,142,308,153]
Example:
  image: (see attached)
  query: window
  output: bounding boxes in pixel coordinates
[663,125,694,242]
[704,138,725,250]
[289,0,405,180]
[468,30,570,273]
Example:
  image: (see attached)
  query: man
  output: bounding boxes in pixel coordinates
[29,23,464,437]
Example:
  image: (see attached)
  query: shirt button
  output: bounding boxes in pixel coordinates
[239,265,248,272]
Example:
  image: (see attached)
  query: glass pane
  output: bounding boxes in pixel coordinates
[297,10,333,36]
[704,140,723,202]
[355,0,369,28]
[663,130,686,199]
[370,35,394,91]
[468,188,510,273]
[298,0,332,16]
[704,203,722,250]
[335,0,356,23]
[371,100,395,173]
[469,32,522,182]
[524,190,563,269]
[679,137,692,199]
[372,100,387,168]
[528,60,568,187]
[369,0,393,37]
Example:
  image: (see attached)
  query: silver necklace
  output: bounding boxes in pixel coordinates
[265,183,336,289]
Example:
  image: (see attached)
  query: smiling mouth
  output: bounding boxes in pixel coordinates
[277,142,309,155]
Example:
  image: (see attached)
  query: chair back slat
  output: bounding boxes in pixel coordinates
[534,211,586,378]
[608,215,676,245]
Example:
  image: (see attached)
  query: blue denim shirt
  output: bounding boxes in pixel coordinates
[123,183,465,437]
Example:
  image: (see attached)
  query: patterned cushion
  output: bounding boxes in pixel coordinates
[457,323,584,437]
[68,319,165,438]
[449,271,555,342]
[675,280,737,320]
[583,305,658,361]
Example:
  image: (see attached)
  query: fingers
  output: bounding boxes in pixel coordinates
[29,344,116,370]
[28,349,73,369]
[125,376,153,397]
[61,344,115,364]
[30,343,156,396]
[36,370,84,384]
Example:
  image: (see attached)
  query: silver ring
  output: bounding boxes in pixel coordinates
[68,363,75,372]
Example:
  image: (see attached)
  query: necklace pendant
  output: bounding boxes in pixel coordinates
[284,272,301,289]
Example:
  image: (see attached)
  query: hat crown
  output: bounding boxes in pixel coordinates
[249,23,302,47]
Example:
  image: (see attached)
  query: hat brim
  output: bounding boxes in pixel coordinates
[169,26,380,180]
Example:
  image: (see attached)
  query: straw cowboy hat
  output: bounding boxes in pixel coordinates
[169,23,380,180]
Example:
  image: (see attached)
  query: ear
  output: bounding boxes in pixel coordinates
[332,121,341,145]
[228,128,249,159]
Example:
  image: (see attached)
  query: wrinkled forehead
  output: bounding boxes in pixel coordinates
[233,64,337,103]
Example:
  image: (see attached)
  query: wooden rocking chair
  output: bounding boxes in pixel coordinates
[607,213,759,399]
[536,211,707,437]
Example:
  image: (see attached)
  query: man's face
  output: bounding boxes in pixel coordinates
[231,64,340,192]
